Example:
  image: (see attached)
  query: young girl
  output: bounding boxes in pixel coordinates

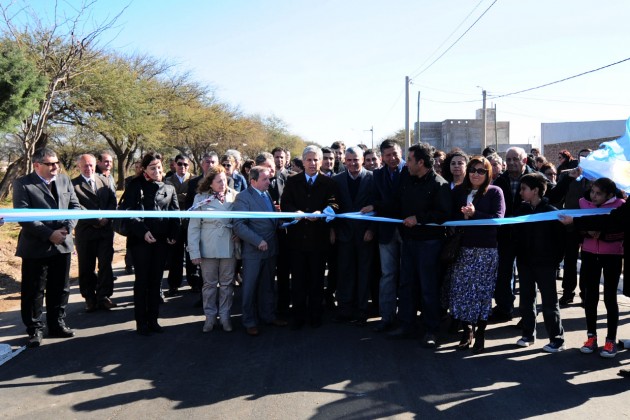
[578,178,625,358]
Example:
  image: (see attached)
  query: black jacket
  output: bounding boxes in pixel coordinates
[120,176,180,245]
[514,197,565,266]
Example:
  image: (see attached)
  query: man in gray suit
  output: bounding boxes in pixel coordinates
[332,147,375,325]
[72,154,117,312]
[13,147,81,347]
[233,166,287,336]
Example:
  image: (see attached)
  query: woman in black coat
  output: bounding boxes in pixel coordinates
[121,152,180,335]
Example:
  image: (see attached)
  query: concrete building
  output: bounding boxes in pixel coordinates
[541,119,626,160]
[417,108,510,155]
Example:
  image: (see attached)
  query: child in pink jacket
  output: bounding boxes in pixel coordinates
[578,177,625,358]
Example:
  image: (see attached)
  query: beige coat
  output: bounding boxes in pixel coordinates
[187,189,238,260]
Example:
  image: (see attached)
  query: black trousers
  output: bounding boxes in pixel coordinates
[75,231,114,302]
[290,249,326,323]
[131,241,169,326]
[167,222,199,291]
[21,253,71,335]
[276,229,292,316]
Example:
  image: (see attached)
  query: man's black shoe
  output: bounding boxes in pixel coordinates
[28,330,43,348]
[148,323,164,333]
[48,325,75,338]
[373,321,394,333]
[387,327,414,339]
[559,295,574,308]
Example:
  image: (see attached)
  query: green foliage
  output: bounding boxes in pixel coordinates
[0,40,47,133]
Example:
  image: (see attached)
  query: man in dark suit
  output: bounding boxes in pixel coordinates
[72,154,117,312]
[13,147,81,347]
[269,148,295,317]
[281,145,339,329]
[165,154,193,295]
[332,147,375,325]
[361,139,406,332]
[233,166,287,336]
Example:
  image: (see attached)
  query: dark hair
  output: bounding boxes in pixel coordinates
[241,159,255,178]
[356,144,368,152]
[33,147,57,163]
[482,147,496,157]
[364,148,380,158]
[321,147,333,155]
[291,157,304,171]
[592,177,617,197]
[249,165,271,181]
[535,156,547,165]
[255,152,273,166]
[197,165,226,194]
[520,173,547,197]
[141,152,162,169]
[462,156,492,196]
[330,141,345,151]
[379,139,400,154]
[530,148,540,154]
[175,154,188,162]
[271,147,286,156]
[97,151,113,161]
[408,142,435,169]
[442,149,469,182]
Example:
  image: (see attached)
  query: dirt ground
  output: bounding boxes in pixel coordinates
[0,226,128,313]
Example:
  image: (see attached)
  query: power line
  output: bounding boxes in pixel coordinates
[408,0,486,77]
[410,0,499,79]
[488,57,630,99]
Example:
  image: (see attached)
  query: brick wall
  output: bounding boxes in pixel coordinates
[541,137,618,161]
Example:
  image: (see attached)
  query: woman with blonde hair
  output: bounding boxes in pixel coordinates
[188,165,239,333]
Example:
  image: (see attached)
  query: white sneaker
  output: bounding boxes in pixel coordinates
[516,337,535,347]
[221,319,233,332]
[202,319,215,333]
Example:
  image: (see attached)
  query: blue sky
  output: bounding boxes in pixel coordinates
[24,0,630,149]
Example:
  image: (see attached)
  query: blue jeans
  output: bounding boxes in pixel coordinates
[378,230,402,324]
[399,238,443,334]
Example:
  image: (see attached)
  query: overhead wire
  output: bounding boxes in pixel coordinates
[410,0,499,79]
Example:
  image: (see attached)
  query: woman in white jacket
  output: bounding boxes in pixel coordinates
[188,165,239,333]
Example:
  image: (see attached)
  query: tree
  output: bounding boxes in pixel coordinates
[0,1,123,198]
[0,41,47,133]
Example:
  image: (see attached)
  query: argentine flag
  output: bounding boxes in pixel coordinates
[580,116,630,193]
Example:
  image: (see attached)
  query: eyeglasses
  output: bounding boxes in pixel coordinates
[39,161,60,167]
[222,163,232,168]
[468,168,488,175]
[177,162,189,167]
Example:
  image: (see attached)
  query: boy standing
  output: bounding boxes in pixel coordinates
[514,173,566,353]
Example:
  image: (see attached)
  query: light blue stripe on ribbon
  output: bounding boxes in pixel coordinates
[0,207,612,226]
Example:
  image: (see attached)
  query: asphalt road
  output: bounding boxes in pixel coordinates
[0,264,628,419]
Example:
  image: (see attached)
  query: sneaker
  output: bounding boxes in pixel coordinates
[516,336,535,347]
[580,335,598,354]
[543,341,566,353]
[600,340,617,359]
[202,319,215,333]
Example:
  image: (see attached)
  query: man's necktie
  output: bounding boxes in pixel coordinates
[261,192,274,211]
[307,177,314,186]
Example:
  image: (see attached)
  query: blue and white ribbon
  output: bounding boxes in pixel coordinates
[0,207,612,226]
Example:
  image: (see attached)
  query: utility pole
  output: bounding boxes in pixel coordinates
[405,76,410,149]
[416,91,421,143]
[371,126,374,149]
[494,104,498,150]
[481,89,487,153]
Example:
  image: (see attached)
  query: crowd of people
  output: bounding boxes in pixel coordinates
[11,142,630,378]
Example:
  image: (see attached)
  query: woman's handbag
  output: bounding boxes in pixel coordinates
[440,227,463,264]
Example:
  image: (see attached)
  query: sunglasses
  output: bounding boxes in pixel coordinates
[39,161,60,167]
[222,163,232,168]
[177,162,189,167]
[468,168,488,175]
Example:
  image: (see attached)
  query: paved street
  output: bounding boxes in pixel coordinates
[0,263,628,419]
